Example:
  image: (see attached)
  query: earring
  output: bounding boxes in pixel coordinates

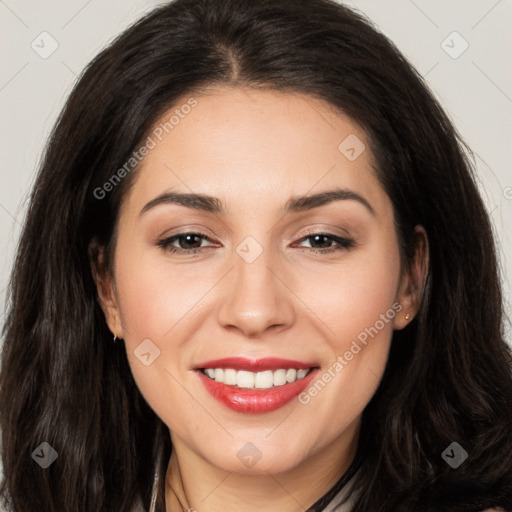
[113,334,118,343]
[405,313,411,321]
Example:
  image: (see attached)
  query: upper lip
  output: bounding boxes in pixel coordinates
[195,357,317,372]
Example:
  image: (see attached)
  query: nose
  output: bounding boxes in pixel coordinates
[217,243,296,338]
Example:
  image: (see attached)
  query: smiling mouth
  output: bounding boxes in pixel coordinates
[200,367,313,389]
[194,357,319,413]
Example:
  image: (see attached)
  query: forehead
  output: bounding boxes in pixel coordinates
[122,86,389,219]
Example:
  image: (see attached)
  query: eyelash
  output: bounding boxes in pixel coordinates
[156,231,355,255]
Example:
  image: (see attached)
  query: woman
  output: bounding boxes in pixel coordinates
[1,0,511,511]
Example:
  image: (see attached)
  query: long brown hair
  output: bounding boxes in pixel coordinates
[1,1,511,510]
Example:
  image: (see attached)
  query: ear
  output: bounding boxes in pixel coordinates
[394,225,429,330]
[89,238,124,338]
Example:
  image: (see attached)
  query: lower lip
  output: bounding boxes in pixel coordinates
[197,369,318,414]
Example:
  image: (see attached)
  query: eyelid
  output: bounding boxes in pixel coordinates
[154,224,217,244]
[293,222,351,239]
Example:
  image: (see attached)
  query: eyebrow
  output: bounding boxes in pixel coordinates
[139,187,376,217]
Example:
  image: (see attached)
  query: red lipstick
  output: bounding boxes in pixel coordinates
[195,357,319,414]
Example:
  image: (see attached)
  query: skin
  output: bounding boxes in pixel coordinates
[93,86,429,512]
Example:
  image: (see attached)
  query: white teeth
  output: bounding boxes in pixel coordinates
[255,370,274,389]
[202,367,312,388]
[224,368,237,386]
[236,370,254,389]
[297,369,308,379]
[273,369,287,387]
[286,368,297,382]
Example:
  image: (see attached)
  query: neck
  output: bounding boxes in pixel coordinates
[165,419,360,512]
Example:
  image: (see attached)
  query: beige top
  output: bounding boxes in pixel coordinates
[317,474,358,512]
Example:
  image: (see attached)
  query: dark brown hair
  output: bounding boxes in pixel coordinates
[1,0,511,511]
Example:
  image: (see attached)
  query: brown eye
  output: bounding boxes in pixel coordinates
[157,232,215,254]
[295,233,355,253]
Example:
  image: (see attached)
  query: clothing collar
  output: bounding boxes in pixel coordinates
[305,463,361,512]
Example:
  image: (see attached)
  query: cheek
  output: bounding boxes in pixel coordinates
[110,240,222,423]
[301,238,401,353]
[294,244,401,440]
[112,239,202,343]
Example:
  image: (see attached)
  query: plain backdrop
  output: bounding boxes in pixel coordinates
[0,0,511,347]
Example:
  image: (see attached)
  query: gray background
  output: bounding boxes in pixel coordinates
[1,0,511,346]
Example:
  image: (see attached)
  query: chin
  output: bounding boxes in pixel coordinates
[200,436,313,475]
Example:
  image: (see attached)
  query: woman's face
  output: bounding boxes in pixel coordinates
[98,86,419,475]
